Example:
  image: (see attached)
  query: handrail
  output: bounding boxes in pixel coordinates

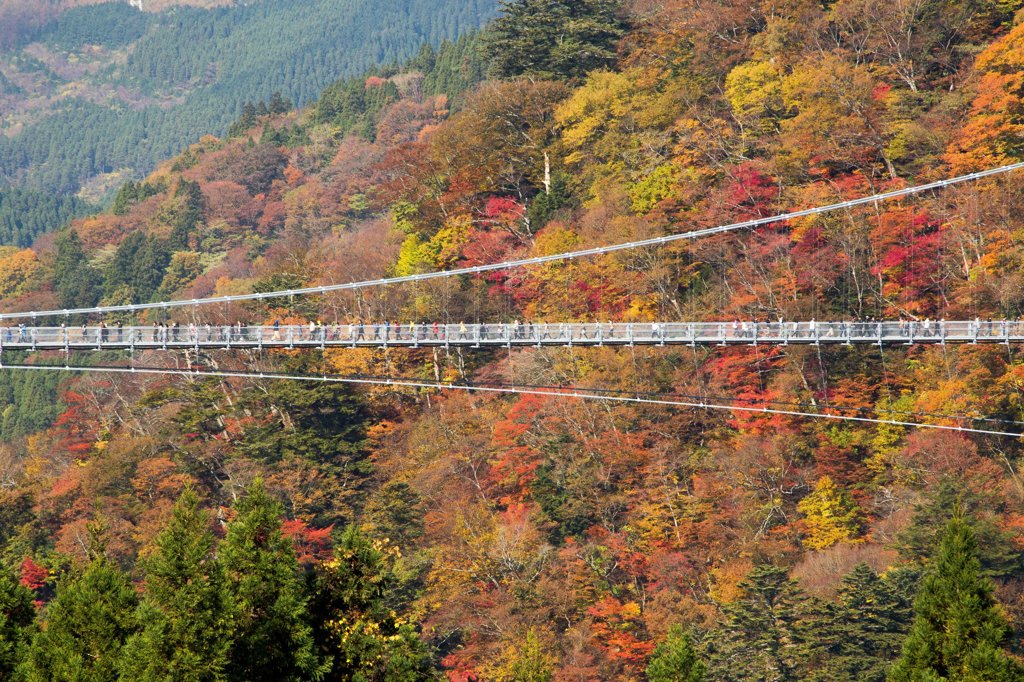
[0,321,1021,349]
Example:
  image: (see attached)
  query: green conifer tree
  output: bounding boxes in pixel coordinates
[221,479,325,682]
[803,563,917,682]
[118,487,235,682]
[705,564,807,682]
[485,0,627,80]
[111,180,139,216]
[20,542,138,682]
[268,92,292,115]
[888,515,1023,681]
[52,230,101,311]
[104,232,171,304]
[647,625,706,682]
[239,357,368,465]
[897,480,1022,578]
[168,180,205,250]
[0,567,35,679]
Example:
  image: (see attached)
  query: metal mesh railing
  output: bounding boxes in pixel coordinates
[2,320,1022,350]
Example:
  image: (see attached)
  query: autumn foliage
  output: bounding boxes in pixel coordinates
[3,0,1024,678]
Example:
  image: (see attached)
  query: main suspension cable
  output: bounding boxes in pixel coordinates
[3,162,1021,321]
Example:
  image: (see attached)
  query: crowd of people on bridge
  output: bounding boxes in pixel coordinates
[2,319,622,345]
[3,316,1024,347]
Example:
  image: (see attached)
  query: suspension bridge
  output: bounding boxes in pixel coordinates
[3,320,1024,351]
[2,162,1024,438]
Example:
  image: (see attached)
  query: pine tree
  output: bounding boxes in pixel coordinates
[111,180,139,216]
[485,0,627,80]
[267,92,292,115]
[239,358,369,466]
[20,547,139,682]
[888,515,1023,681]
[705,564,807,682]
[647,625,706,682]
[168,180,205,250]
[221,479,325,682]
[52,229,101,311]
[118,487,235,682]
[803,563,916,682]
[0,567,35,679]
[309,525,440,681]
[228,102,259,138]
[104,232,171,304]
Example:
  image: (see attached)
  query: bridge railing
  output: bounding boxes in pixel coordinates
[1,320,1023,349]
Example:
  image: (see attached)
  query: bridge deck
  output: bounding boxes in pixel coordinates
[1,321,1022,351]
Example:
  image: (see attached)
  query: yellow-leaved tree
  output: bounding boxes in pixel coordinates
[0,247,41,299]
[796,476,864,550]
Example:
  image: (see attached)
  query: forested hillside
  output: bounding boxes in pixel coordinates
[0,0,234,51]
[0,0,497,245]
[4,0,1024,680]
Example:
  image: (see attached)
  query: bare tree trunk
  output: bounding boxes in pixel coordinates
[543,151,551,196]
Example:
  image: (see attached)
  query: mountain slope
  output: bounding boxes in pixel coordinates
[2,0,1024,680]
[0,0,497,218]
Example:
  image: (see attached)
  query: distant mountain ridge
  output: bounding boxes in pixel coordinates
[0,0,235,50]
[0,0,497,220]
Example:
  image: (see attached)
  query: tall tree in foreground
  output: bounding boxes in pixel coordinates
[888,514,1023,681]
[20,533,139,682]
[0,567,34,678]
[646,625,706,682]
[118,487,235,682]
[221,479,325,682]
[485,0,627,80]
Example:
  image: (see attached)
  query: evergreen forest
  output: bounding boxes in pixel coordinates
[0,0,497,242]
